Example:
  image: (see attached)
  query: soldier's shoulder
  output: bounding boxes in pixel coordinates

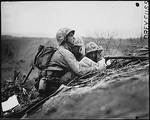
[58,46,73,56]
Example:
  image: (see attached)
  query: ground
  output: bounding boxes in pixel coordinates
[1,35,149,119]
[27,58,149,119]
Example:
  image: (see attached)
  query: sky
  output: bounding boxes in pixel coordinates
[1,1,145,38]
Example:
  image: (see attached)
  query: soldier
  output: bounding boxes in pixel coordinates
[79,42,107,71]
[38,28,98,97]
[69,37,85,61]
[85,42,104,62]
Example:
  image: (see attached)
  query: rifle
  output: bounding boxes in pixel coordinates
[104,56,149,69]
[104,56,149,62]
[22,45,44,85]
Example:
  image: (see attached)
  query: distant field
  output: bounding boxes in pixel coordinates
[1,35,58,82]
[1,35,148,82]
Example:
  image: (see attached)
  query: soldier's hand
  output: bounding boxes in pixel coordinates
[106,60,111,66]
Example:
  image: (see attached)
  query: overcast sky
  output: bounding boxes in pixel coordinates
[1,1,144,38]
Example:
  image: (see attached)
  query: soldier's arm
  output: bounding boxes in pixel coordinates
[79,57,99,67]
[63,52,98,76]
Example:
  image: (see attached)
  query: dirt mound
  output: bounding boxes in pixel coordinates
[26,48,149,119]
[27,60,149,119]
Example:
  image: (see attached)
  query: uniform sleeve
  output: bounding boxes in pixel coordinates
[97,58,107,70]
[62,50,97,76]
[79,57,107,72]
[79,57,99,68]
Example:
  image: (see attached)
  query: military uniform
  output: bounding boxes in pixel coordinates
[38,28,98,97]
[81,42,107,70]
[45,45,97,84]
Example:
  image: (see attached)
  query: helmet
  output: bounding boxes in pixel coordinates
[98,46,103,51]
[85,42,103,54]
[68,37,84,47]
[56,28,75,45]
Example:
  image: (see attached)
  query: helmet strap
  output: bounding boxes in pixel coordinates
[65,38,74,50]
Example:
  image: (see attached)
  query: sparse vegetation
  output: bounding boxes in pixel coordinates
[1,35,149,119]
[1,34,148,83]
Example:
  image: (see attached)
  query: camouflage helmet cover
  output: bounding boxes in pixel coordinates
[85,42,103,54]
[56,28,75,45]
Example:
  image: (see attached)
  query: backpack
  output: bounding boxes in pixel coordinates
[34,46,58,70]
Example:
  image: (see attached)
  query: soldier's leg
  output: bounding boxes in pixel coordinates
[45,77,62,96]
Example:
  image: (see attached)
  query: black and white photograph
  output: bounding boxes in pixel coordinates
[1,1,149,119]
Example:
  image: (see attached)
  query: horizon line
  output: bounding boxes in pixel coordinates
[1,34,144,40]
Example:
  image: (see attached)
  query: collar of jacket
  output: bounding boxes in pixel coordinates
[60,42,72,52]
